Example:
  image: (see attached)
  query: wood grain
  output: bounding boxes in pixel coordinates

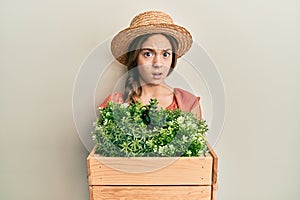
[88,149,213,185]
[87,142,218,199]
[206,142,218,200]
[91,186,211,200]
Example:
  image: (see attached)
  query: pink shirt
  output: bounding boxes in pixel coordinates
[99,88,201,118]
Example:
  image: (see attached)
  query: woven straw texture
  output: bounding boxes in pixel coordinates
[111,11,193,65]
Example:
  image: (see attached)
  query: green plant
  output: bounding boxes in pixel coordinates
[92,99,209,157]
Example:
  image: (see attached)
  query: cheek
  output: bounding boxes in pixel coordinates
[137,55,142,66]
[137,66,149,77]
[163,56,172,66]
[163,59,172,70]
[137,55,150,66]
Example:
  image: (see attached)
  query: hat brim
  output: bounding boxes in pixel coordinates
[111,24,193,66]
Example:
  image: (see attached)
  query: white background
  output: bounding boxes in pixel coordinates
[1,0,299,199]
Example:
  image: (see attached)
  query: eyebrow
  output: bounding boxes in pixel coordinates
[140,48,172,52]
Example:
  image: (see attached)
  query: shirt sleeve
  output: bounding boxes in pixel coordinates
[174,88,202,119]
[98,92,124,108]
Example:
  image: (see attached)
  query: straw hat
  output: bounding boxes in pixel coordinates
[111,11,193,65]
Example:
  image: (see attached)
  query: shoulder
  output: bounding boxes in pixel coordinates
[98,92,124,108]
[174,88,199,100]
[173,88,201,114]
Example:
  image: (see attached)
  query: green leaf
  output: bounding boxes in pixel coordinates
[92,99,209,157]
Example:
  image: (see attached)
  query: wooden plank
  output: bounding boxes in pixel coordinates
[91,186,211,200]
[88,152,213,185]
[206,142,218,200]
[87,147,96,185]
[89,186,94,200]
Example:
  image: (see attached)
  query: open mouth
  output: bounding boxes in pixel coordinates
[152,72,163,79]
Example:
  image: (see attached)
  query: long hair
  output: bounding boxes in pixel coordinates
[122,33,178,103]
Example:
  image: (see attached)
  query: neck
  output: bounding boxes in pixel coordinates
[137,83,174,108]
[140,83,173,97]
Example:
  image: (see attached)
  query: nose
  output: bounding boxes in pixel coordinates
[152,55,163,68]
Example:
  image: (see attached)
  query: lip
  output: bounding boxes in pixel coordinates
[152,72,163,80]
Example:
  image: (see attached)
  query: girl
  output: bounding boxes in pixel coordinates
[100,11,202,119]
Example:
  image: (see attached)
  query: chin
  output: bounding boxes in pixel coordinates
[143,82,162,86]
[140,78,165,86]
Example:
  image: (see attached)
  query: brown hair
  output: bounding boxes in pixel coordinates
[122,33,178,103]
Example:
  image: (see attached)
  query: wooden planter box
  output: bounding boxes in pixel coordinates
[87,143,218,200]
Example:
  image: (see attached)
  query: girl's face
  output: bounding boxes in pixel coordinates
[137,34,173,86]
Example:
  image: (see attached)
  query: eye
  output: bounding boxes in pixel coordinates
[143,51,153,57]
[163,51,171,58]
